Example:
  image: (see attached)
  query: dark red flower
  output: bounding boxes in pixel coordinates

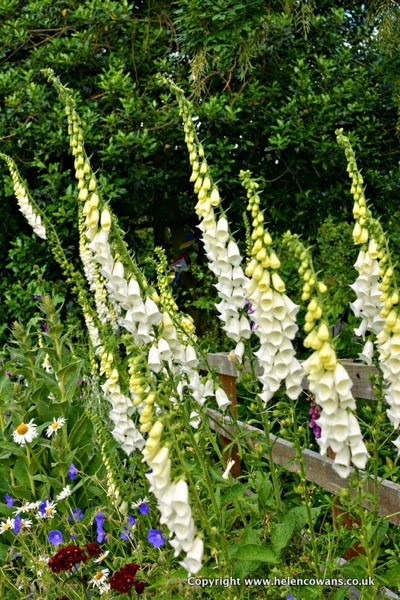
[109,563,146,594]
[48,545,88,573]
[85,542,103,557]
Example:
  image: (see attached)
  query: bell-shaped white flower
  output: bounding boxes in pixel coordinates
[359,340,374,365]
[227,240,242,267]
[179,536,204,575]
[215,388,231,411]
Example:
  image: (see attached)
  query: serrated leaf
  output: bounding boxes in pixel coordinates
[377,564,400,587]
[221,483,245,506]
[234,544,278,563]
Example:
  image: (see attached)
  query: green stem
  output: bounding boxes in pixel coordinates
[290,404,321,581]
[25,444,36,499]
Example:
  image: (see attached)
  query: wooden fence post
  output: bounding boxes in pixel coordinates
[218,372,241,478]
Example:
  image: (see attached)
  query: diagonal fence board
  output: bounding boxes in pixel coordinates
[206,353,379,401]
[207,409,400,526]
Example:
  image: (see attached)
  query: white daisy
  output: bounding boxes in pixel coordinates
[91,569,110,587]
[37,500,57,519]
[12,420,38,445]
[94,550,110,563]
[56,485,72,501]
[30,555,49,576]
[0,518,15,534]
[131,497,149,509]
[20,518,33,529]
[46,417,66,438]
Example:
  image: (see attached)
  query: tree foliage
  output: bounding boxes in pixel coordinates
[0,0,400,339]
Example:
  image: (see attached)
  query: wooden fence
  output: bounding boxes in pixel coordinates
[206,353,400,527]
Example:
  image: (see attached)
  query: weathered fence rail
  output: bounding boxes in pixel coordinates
[206,353,400,527]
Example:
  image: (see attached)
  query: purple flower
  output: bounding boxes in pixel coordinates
[120,515,135,540]
[33,294,42,300]
[68,508,84,522]
[48,530,64,546]
[68,463,78,480]
[139,503,149,515]
[40,322,49,333]
[313,425,322,439]
[95,512,105,543]
[251,322,258,332]
[147,528,165,548]
[13,515,21,534]
[4,494,13,508]
[5,371,13,378]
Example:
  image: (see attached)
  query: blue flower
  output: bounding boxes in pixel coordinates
[68,463,78,480]
[95,512,105,543]
[139,503,149,515]
[4,494,13,508]
[147,528,165,548]
[68,507,84,522]
[48,530,63,546]
[120,515,136,540]
[38,499,49,516]
[13,515,21,534]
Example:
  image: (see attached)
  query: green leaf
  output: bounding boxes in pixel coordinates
[234,544,278,563]
[221,483,245,506]
[56,360,82,403]
[271,512,296,555]
[13,457,31,488]
[377,564,400,587]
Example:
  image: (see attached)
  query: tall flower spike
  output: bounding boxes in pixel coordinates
[337,129,400,451]
[158,76,250,356]
[240,170,303,403]
[284,232,368,478]
[0,154,46,239]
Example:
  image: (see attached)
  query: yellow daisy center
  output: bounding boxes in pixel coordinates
[51,421,59,430]
[95,571,104,580]
[16,423,29,435]
[45,507,53,515]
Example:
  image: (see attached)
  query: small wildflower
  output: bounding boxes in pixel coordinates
[13,515,21,534]
[20,518,33,529]
[131,497,149,509]
[94,550,110,563]
[109,563,143,594]
[85,542,103,558]
[12,419,38,445]
[147,528,165,548]
[48,545,88,573]
[68,463,78,480]
[4,494,13,507]
[48,530,64,546]
[222,459,235,480]
[46,417,66,438]
[56,485,72,501]
[138,503,149,515]
[0,518,15,534]
[95,512,105,543]
[68,507,84,522]
[90,568,110,588]
[38,500,57,519]
[31,555,49,576]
